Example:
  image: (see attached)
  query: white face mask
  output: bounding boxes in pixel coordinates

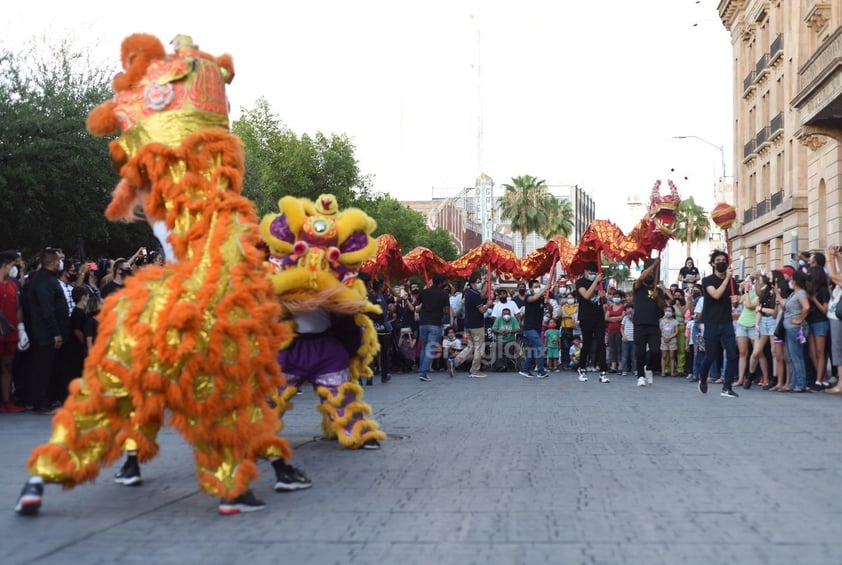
[502,314,511,321]
[788,280,794,290]
[8,266,19,279]
[57,260,64,272]
[566,298,575,304]
[664,311,673,318]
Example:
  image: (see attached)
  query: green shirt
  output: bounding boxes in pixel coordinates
[492,315,520,343]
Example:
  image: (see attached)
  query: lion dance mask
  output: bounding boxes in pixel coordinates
[16,33,294,515]
[260,194,386,449]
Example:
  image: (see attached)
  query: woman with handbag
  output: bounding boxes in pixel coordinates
[781,270,811,392]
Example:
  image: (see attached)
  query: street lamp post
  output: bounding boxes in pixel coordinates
[672,135,726,181]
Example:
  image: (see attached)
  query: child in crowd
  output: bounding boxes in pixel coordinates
[620,304,635,376]
[441,326,463,378]
[544,319,561,371]
[397,329,417,373]
[659,307,678,376]
[568,336,582,371]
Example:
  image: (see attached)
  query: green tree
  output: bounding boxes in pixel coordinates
[367,195,458,261]
[674,196,711,260]
[540,197,575,240]
[498,175,555,257]
[0,39,153,258]
[233,98,366,216]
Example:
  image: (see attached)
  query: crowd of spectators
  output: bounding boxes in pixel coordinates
[0,245,159,414]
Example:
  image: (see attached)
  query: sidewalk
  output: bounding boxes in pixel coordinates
[2,371,841,565]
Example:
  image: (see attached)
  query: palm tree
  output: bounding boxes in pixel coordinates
[540,197,574,241]
[498,175,555,257]
[674,196,711,260]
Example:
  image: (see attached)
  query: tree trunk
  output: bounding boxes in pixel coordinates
[686,217,693,260]
[522,231,528,259]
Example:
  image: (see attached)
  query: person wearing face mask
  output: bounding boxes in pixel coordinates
[697,249,740,398]
[25,248,69,414]
[0,251,25,413]
[101,259,133,299]
[575,262,610,383]
[605,291,625,374]
[633,258,666,386]
[518,279,550,378]
[491,307,521,371]
[559,293,578,372]
[60,286,91,403]
[452,273,492,378]
[490,288,512,320]
[511,282,528,322]
[659,306,679,378]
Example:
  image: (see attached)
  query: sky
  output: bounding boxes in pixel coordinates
[3,0,733,233]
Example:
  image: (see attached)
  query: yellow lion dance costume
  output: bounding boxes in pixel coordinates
[15,33,296,516]
[261,194,386,449]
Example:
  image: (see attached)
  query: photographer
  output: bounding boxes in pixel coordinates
[101,259,132,299]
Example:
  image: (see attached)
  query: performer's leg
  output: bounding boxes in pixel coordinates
[316,379,385,449]
[16,374,137,515]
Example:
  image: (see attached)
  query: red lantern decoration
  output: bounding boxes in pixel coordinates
[711,202,737,230]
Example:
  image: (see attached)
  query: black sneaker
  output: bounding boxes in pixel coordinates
[418,374,431,382]
[218,489,266,515]
[699,378,708,394]
[720,388,739,398]
[535,371,549,379]
[362,438,381,449]
[14,477,44,515]
[114,457,142,486]
[272,460,312,492]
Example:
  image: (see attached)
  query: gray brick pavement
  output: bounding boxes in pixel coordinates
[1,371,841,565]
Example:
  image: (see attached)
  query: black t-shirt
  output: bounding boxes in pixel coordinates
[522,292,544,330]
[418,286,450,326]
[679,266,700,282]
[511,293,526,311]
[101,280,124,299]
[575,276,603,322]
[701,273,733,324]
[633,284,661,326]
[463,288,485,329]
[807,286,830,323]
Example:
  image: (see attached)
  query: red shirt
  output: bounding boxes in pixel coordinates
[0,278,18,342]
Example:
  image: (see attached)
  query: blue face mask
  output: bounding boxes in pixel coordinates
[612,297,621,304]
[586,273,596,281]
[798,260,806,267]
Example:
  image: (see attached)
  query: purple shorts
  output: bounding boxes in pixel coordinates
[278,334,350,388]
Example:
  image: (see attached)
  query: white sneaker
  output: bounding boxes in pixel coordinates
[644,370,654,385]
[577,368,588,382]
[599,372,610,383]
[637,376,646,387]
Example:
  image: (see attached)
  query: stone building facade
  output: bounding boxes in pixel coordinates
[719,0,842,270]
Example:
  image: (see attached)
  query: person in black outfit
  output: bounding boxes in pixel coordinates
[678,257,700,289]
[697,249,740,398]
[633,258,666,386]
[367,278,393,385]
[575,262,610,383]
[61,286,90,401]
[26,249,69,414]
[415,274,453,381]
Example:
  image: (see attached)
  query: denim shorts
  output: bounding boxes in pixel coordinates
[735,324,757,340]
[758,315,776,337]
[809,319,830,337]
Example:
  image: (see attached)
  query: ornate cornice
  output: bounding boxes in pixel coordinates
[719,0,746,29]
[805,2,832,34]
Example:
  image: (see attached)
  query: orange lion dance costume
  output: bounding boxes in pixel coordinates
[15,33,298,516]
[261,194,386,449]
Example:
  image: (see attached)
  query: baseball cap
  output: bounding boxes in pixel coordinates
[780,265,795,277]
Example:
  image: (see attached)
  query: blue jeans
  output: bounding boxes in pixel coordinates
[620,340,636,373]
[784,326,806,390]
[698,321,737,389]
[418,324,443,376]
[520,329,545,373]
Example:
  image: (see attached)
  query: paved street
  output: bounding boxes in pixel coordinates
[2,371,841,565]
